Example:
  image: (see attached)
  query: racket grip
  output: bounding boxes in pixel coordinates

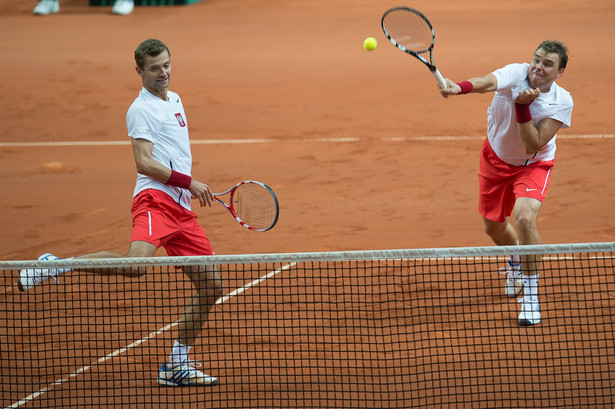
[432,68,447,90]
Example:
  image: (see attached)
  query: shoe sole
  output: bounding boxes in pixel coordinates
[519,318,541,326]
[518,309,541,326]
[157,377,219,387]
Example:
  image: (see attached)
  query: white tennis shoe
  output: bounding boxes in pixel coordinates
[111,0,134,15]
[500,259,524,298]
[17,253,69,291]
[33,0,59,15]
[157,360,219,387]
[518,296,541,326]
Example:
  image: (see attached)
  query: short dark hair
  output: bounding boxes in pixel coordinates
[536,40,568,70]
[134,39,170,69]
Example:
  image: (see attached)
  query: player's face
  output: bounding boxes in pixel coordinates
[528,50,564,91]
[137,51,171,99]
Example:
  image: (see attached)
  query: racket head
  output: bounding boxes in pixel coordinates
[381,7,436,59]
[216,180,279,232]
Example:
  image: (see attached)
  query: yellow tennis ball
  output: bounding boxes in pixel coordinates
[363,37,377,51]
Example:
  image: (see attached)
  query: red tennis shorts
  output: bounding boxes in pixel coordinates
[130,189,214,256]
[478,139,554,223]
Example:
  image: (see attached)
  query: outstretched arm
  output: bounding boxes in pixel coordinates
[439,73,498,98]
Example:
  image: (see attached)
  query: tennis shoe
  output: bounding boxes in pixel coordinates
[17,253,69,292]
[33,0,59,15]
[111,0,134,15]
[157,360,219,387]
[500,259,524,298]
[518,296,541,326]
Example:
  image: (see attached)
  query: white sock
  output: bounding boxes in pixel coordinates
[510,254,521,266]
[510,240,521,266]
[523,274,539,299]
[510,241,521,266]
[168,340,191,367]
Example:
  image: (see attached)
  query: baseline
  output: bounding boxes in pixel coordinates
[0,134,613,148]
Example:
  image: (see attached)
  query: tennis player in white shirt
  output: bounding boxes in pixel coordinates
[439,40,573,326]
[18,39,222,386]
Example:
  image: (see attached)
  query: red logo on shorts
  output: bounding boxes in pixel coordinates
[175,113,186,127]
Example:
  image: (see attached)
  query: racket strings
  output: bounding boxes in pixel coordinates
[233,183,278,230]
[382,10,434,53]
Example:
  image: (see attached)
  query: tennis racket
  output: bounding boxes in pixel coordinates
[381,7,447,89]
[214,180,279,232]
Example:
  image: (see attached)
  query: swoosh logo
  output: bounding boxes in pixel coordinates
[526,188,538,192]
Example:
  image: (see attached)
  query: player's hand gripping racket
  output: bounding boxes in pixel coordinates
[214,180,279,232]
[381,7,447,89]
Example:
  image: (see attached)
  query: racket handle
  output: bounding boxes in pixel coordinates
[432,68,447,90]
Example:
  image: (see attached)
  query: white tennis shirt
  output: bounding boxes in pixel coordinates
[126,87,193,210]
[487,63,573,166]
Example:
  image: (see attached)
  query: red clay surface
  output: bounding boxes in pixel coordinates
[1,0,615,260]
[1,0,615,407]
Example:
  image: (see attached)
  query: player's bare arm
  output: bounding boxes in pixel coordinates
[439,73,497,98]
[131,138,173,182]
[131,138,213,207]
[514,89,564,153]
[516,116,564,154]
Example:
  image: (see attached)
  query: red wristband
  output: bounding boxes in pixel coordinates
[167,170,192,189]
[457,81,473,94]
[515,103,532,123]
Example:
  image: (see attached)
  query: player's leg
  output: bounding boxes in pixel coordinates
[483,217,524,298]
[162,208,221,349]
[74,240,158,276]
[17,241,157,291]
[512,197,543,270]
[512,197,543,325]
[483,216,518,246]
[157,265,222,387]
[478,142,524,298]
[478,139,518,246]
[511,162,552,325]
[158,214,222,386]
[18,190,163,290]
[175,265,223,347]
[158,266,222,387]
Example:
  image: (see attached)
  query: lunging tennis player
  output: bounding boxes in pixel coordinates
[439,40,573,326]
[18,39,222,386]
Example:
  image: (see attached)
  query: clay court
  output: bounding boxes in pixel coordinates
[1,0,614,407]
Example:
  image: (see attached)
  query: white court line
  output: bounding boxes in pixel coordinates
[6,262,297,409]
[215,262,296,304]
[0,134,613,147]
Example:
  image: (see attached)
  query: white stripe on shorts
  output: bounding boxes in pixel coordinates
[541,167,553,196]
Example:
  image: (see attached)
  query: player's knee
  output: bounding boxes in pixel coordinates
[515,215,536,236]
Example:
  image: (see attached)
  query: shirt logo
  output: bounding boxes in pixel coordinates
[175,113,186,127]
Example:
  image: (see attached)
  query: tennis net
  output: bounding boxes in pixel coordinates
[1,242,614,408]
